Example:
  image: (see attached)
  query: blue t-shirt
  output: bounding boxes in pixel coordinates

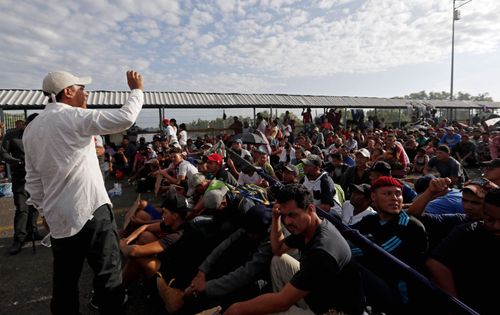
[425,189,464,215]
[144,204,162,220]
[344,156,355,167]
[440,134,461,148]
[402,184,417,203]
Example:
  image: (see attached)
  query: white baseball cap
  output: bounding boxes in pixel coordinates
[42,71,92,96]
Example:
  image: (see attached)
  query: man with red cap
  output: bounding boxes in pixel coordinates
[351,176,428,314]
[205,153,238,186]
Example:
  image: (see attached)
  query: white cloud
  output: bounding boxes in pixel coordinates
[216,0,237,13]
[0,0,499,100]
[288,10,309,26]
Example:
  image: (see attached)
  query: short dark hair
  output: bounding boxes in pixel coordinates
[169,147,182,154]
[485,188,500,207]
[437,145,451,154]
[330,153,342,160]
[276,184,314,210]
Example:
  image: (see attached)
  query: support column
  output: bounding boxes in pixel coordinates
[343,107,347,128]
[158,108,162,130]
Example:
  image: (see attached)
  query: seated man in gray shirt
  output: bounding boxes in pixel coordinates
[424,145,465,188]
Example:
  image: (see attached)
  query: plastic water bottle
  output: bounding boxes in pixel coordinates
[41,233,52,248]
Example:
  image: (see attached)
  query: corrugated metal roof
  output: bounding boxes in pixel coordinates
[0,89,498,110]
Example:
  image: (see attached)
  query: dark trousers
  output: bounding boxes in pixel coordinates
[13,189,39,243]
[50,204,124,315]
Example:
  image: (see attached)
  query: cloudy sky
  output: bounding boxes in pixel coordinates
[1,0,499,124]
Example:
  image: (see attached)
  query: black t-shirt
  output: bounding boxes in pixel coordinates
[285,220,365,315]
[417,213,470,251]
[158,221,214,289]
[431,222,500,315]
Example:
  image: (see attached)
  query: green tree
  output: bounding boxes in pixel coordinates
[396,90,493,101]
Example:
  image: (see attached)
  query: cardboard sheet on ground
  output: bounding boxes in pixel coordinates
[123,194,141,230]
[155,173,163,196]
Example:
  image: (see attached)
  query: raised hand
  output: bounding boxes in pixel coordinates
[126,70,144,91]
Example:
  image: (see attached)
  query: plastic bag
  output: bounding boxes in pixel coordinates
[108,183,123,197]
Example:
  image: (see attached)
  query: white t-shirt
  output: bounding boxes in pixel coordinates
[178,130,187,146]
[166,125,178,144]
[238,171,262,185]
[176,160,198,179]
[257,120,267,134]
[341,201,376,226]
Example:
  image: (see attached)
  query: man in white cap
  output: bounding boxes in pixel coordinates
[23,70,144,315]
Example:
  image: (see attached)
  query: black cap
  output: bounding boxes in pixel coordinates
[370,161,392,176]
[480,158,500,169]
[161,192,189,218]
[351,183,371,197]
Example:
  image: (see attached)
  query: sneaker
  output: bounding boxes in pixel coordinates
[88,290,128,311]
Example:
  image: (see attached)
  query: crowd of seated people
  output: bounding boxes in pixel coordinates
[89,113,499,315]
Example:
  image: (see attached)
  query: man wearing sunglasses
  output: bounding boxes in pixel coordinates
[23,70,144,315]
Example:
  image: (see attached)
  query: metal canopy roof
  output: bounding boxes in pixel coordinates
[1,89,498,110]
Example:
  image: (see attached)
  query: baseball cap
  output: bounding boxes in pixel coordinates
[355,148,371,159]
[161,193,189,218]
[42,71,92,96]
[233,139,243,144]
[162,118,170,125]
[462,178,498,199]
[351,183,371,197]
[371,161,392,176]
[203,186,229,210]
[283,164,299,176]
[480,158,500,169]
[207,153,223,165]
[255,145,269,155]
[301,154,322,167]
[187,173,206,196]
[444,127,454,131]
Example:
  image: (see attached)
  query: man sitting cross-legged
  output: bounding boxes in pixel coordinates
[119,194,189,289]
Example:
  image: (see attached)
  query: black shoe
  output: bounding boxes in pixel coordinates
[8,242,23,255]
[25,232,45,242]
[88,289,128,311]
